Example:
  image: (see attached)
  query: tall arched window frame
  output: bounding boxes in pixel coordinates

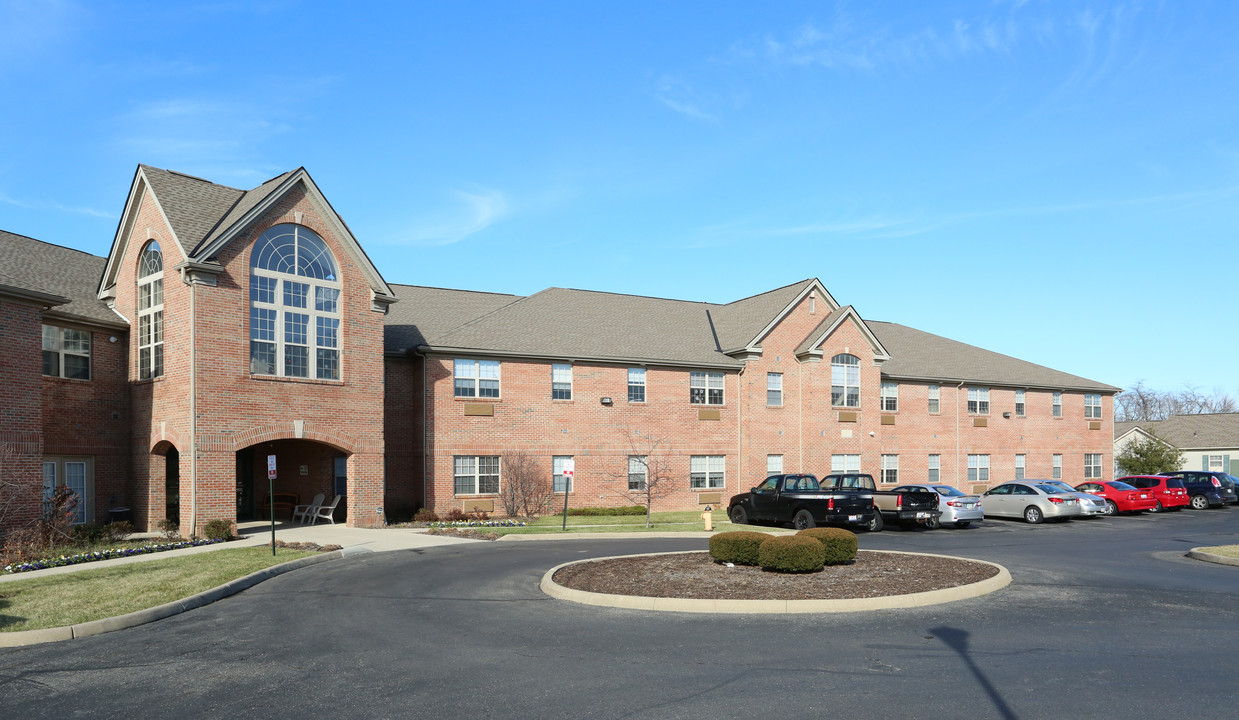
[830,353,860,408]
[249,224,342,380]
[137,241,164,380]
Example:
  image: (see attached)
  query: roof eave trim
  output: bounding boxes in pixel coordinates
[743,279,838,349]
[42,308,130,331]
[800,306,892,360]
[878,371,1120,393]
[0,284,69,307]
[417,345,742,370]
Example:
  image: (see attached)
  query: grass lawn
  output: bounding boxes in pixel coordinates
[487,509,752,535]
[0,546,314,633]
[1201,544,1239,558]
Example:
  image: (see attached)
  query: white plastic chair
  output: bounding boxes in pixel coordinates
[310,495,342,525]
[292,493,325,525]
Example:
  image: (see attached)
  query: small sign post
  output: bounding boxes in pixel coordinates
[267,455,277,556]
[560,459,575,531]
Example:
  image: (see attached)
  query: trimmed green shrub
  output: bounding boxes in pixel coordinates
[70,523,107,543]
[202,519,234,541]
[566,506,648,517]
[797,527,858,565]
[709,531,771,566]
[758,535,826,573]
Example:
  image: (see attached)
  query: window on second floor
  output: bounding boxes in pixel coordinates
[137,241,164,380]
[42,325,90,380]
[967,388,990,415]
[1085,393,1102,419]
[552,364,572,400]
[1052,392,1063,418]
[831,354,860,407]
[627,368,646,403]
[880,382,898,412]
[690,371,723,405]
[1015,390,1026,417]
[928,384,940,413]
[767,373,783,406]
[454,359,500,398]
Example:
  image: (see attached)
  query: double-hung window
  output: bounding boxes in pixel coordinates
[1084,453,1102,480]
[967,454,990,483]
[690,455,725,489]
[967,388,990,415]
[454,359,500,398]
[881,382,898,412]
[1015,454,1026,480]
[42,326,90,380]
[928,384,940,414]
[552,364,573,400]
[137,241,164,380]
[1052,392,1063,418]
[831,354,860,407]
[831,454,861,474]
[881,455,899,484]
[928,454,941,483]
[628,456,647,491]
[1085,393,1102,419]
[1015,390,1026,417]
[627,368,646,403]
[552,455,573,492]
[454,455,499,495]
[767,373,783,406]
[690,371,723,405]
[1053,454,1063,479]
[249,225,342,380]
[766,454,783,476]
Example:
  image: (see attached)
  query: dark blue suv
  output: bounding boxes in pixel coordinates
[1161,471,1238,509]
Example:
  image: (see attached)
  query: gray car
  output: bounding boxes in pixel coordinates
[982,481,1083,523]
[1039,480,1107,516]
[894,484,984,528]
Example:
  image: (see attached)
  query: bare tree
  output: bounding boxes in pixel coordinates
[0,442,38,541]
[497,451,556,519]
[1115,381,1239,422]
[606,431,679,528]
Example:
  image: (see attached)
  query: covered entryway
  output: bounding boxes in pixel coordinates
[237,439,349,524]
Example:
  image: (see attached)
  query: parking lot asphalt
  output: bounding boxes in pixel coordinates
[2,508,1238,719]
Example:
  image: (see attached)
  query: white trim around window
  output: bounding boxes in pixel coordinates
[1085,393,1102,419]
[928,384,940,414]
[881,454,898,484]
[42,325,91,380]
[42,455,94,524]
[690,371,724,406]
[967,387,990,415]
[881,382,898,412]
[1053,453,1063,479]
[967,454,990,483]
[453,455,500,495]
[627,368,646,403]
[767,373,783,406]
[552,364,573,401]
[928,454,941,483]
[690,455,725,489]
[454,359,501,398]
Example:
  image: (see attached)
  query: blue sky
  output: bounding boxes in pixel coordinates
[2,1,1237,395]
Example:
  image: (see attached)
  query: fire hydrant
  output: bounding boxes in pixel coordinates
[702,505,713,532]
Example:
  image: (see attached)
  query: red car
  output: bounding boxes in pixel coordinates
[1116,475,1192,512]
[1074,480,1158,515]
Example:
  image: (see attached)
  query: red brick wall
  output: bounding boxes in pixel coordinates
[383,354,422,517]
[0,298,44,536]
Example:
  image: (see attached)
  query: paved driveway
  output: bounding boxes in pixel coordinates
[2,509,1238,719]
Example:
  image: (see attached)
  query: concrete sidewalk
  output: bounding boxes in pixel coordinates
[1,521,478,583]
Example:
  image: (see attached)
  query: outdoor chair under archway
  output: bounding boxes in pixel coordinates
[292,493,325,524]
[310,495,342,525]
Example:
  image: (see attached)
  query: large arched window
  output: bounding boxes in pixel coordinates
[830,353,860,407]
[249,224,342,379]
[137,241,164,379]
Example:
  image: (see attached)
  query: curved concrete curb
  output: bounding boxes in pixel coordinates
[541,549,1011,614]
[1186,547,1239,567]
[0,546,372,648]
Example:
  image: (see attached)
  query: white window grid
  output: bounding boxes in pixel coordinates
[454,359,501,398]
[1053,392,1063,418]
[831,354,860,407]
[967,388,990,415]
[1084,453,1102,479]
[1085,393,1102,419]
[881,382,898,412]
[1015,454,1026,480]
[553,455,573,493]
[1015,390,1026,417]
[628,456,647,491]
[967,454,990,483]
[453,455,500,495]
[881,454,899,484]
[928,384,940,414]
[767,373,783,406]
[1053,454,1063,479]
[1209,455,1225,471]
[766,454,783,476]
[137,241,164,380]
[627,368,646,403]
[928,454,941,483]
[831,454,861,474]
[690,455,725,489]
[552,364,573,400]
[690,371,724,405]
[42,325,91,380]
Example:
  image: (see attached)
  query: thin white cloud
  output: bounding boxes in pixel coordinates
[0,189,114,219]
[391,188,511,247]
[653,75,718,123]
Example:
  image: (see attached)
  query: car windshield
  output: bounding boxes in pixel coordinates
[1043,481,1074,492]
[1107,481,1137,490]
[932,486,967,497]
[1167,478,1185,488]
[1035,483,1067,495]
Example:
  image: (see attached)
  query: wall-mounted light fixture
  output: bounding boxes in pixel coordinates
[600,397,613,406]
[1002,412,1012,418]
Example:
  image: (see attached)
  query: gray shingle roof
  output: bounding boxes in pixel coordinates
[711,279,816,352]
[385,284,523,353]
[0,229,119,326]
[869,320,1119,392]
[795,305,851,355]
[191,169,297,258]
[139,165,245,251]
[1114,414,1239,449]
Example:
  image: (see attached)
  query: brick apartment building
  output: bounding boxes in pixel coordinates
[1,165,1118,535]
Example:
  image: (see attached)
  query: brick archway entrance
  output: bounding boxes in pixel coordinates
[237,439,350,524]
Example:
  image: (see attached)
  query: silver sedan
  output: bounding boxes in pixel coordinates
[982,482,1083,523]
[895,484,984,528]
[1039,479,1107,516]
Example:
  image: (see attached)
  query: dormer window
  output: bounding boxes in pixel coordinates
[137,241,164,379]
[249,224,341,380]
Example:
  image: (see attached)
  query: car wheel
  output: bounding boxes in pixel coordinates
[729,505,748,525]
[925,515,941,530]
[866,511,884,532]
[1024,506,1043,524]
[1103,500,1118,516]
[1190,494,1209,510]
[1150,500,1163,513]
[793,509,815,530]
[955,521,971,529]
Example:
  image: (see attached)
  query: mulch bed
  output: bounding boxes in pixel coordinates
[552,551,999,600]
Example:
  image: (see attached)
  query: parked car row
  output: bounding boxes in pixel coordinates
[727,470,1239,531]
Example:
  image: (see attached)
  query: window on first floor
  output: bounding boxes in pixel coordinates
[690,371,724,405]
[690,455,725,489]
[880,382,898,412]
[454,359,500,398]
[967,454,990,483]
[766,454,783,476]
[42,456,92,524]
[552,455,573,492]
[967,387,990,415]
[42,325,91,380]
[1084,453,1102,479]
[831,454,861,474]
[628,368,646,403]
[881,455,898,484]
[928,384,940,414]
[1085,393,1102,419]
[453,455,499,495]
[1208,454,1225,472]
[628,456,647,491]
[928,454,941,483]
[1015,454,1026,480]
[1053,454,1063,479]
[767,373,783,406]
[552,364,572,400]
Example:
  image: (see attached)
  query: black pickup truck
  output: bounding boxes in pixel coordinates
[819,473,941,531]
[727,473,876,531]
